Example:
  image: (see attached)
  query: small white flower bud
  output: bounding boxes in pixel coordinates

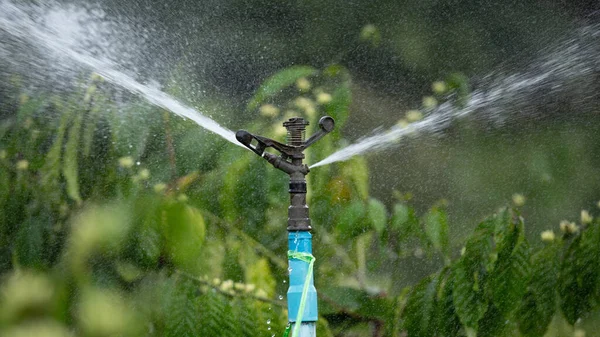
[540,230,555,242]
[296,78,311,92]
[405,110,422,122]
[153,183,167,193]
[512,193,526,207]
[581,210,593,225]
[138,168,150,180]
[316,92,332,105]
[432,81,447,95]
[118,156,134,168]
[294,97,316,118]
[16,159,29,170]
[220,279,233,292]
[560,220,578,234]
[422,96,437,109]
[259,104,280,117]
[396,119,409,128]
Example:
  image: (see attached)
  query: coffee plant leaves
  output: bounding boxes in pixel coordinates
[367,197,387,233]
[424,206,449,259]
[559,221,600,325]
[163,277,202,337]
[478,304,516,337]
[451,215,497,330]
[14,215,46,268]
[134,197,162,267]
[336,200,367,240]
[489,216,531,317]
[433,268,461,337]
[404,274,439,337]
[40,108,70,197]
[341,156,369,201]
[63,112,83,205]
[162,202,206,272]
[391,203,419,237]
[517,242,559,337]
[247,66,317,111]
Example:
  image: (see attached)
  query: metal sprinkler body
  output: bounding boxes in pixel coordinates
[236,116,334,337]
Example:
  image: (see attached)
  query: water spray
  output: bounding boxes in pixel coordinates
[236,116,335,337]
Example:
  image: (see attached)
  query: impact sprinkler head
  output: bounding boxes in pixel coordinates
[235,116,334,175]
[236,116,335,231]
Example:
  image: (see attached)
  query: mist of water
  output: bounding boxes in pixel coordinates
[0,0,243,148]
[311,25,600,168]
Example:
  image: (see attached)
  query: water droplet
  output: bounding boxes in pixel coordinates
[136,161,140,165]
[267,319,271,324]
[288,268,293,274]
[278,295,283,300]
[267,327,272,331]
[283,280,287,284]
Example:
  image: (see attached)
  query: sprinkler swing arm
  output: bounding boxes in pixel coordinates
[236,115,335,337]
[236,116,334,175]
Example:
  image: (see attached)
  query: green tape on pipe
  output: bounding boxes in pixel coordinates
[284,250,315,337]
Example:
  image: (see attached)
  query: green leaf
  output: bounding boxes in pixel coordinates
[559,223,600,325]
[199,288,236,337]
[14,216,47,268]
[164,277,202,337]
[478,304,517,337]
[247,66,317,111]
[340,156,369,200]
[40,109,71,197]
[517,243,559,337]
[337,200,367,239]
[368,198,387,233]
[63,113,83,205]
[433,268,461,337]
[424,207,449,258]
[489,217,531,317]
[391,203,418,232]
[245,258,276,298]
[162,202,206,272]
[82,94,107,157]
[451,214,499,330]
[404,274,439,337]
[138,212,162,267]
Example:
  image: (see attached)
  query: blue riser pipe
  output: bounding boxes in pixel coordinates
[287,231,318,324]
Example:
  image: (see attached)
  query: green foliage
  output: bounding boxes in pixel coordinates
[247,66,317,111]
[559,223,600,325]
[1,67,600,337]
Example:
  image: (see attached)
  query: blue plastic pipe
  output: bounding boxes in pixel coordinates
[288,231,317,336]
